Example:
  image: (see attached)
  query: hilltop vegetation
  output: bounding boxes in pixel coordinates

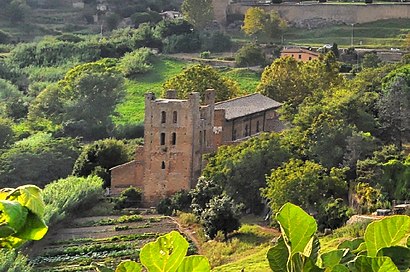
[0,1,410,270]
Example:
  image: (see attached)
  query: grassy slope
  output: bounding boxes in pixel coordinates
[113,58,188,125]
[214,221,371,271]
[212,247,270,272]
[286,19,410,48]
[114,58,261,125]
[232,18,410,48]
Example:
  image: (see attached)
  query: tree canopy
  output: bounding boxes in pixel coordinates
[162,64,241,102]
[257,54,342,108]
[242,8,286,40]
[29,59,125,139]
[262,159,348,214]
[181,0,213,29]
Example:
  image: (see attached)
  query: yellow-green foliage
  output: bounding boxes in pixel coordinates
[43,175,104,224]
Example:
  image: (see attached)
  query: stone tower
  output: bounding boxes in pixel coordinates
[141,90,215,205]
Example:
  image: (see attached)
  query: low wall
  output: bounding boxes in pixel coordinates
[222,3,410,26]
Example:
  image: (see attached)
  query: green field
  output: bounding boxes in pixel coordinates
[285,19,410,48]
[113,57,261,125]
[232,18,410,48]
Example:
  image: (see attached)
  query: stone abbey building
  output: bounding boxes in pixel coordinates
[110,90,283,206]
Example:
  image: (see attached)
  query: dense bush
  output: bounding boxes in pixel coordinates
[163,33,201,53]
[72,138,132,188]
[43,175,104,224]
[155,19,193,39]
[115,186,143,209]
[156,190,192,215]
[131,11,161,26]
[120,47,155,77]
[156,197,173,215]
[0,118,14,149]
[0,78,28,120]
[200,31,232,53]
[317,197,351,231]
[200,194,242,240]
[0,133,80,188]
[235,44,266,67]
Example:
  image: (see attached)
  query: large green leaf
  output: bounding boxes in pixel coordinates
[349,256,399,272]
[320,249,346,269]
[320,248,355,269]
[0,200,27,237]
[115,261,142,272]
[304,235,320,263]
[140,231,188,272]
[13,212,48,240]
[331,264,349,272]
[176,255,210,272]
[338,238,364,251]
[290,253,324,272]
[377,246,410,271]
[267,236,288,272]
[365,215,410,257]
[276,203,317,257]
[0,188,13,200]
[7,185,45,217]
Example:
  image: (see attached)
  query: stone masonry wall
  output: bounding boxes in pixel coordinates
[222,2,410,26]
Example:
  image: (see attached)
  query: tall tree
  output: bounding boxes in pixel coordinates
[257,53,342,108]
[181,0,213,29]
[262,159,347,214]
[29,59,125,140]
[242,8,286,40]
[377,76,410,150]
[162,64,240,102]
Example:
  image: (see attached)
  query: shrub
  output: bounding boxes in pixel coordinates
[115,186,143,209]
[0,133,80,188]
[72,138,132,188]
[111,123,144,139]
[200,51,211,59]
[317,197,351,231]
[131,11,161,26]
[157,197,173,215]
[155,19,193,39]
[235,44,266,67]
[42,175,104,224]
[178,212,198,226]
[114,225,130,231]
[200,31,232,53]
[120,47,155,77]
[171,190,192,212]
[163,33,201,53]
[200,194,242,240]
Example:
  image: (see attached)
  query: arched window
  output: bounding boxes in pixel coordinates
[173,111,177,123]
[160,133,165,145]
[161,111,166,123]
[172,132,176,145]
[161,161,165,169]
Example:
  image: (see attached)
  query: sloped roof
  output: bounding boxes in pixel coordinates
[281,48,320,56]
[215,93,282,120]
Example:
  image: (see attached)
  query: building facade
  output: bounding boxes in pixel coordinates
[281,48,320,62]
[111,90,282,206]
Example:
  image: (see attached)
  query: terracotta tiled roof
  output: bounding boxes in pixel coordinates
[281,48,320,56]
[215,93,282,120]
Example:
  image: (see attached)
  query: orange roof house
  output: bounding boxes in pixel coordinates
[280,48,320,61]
